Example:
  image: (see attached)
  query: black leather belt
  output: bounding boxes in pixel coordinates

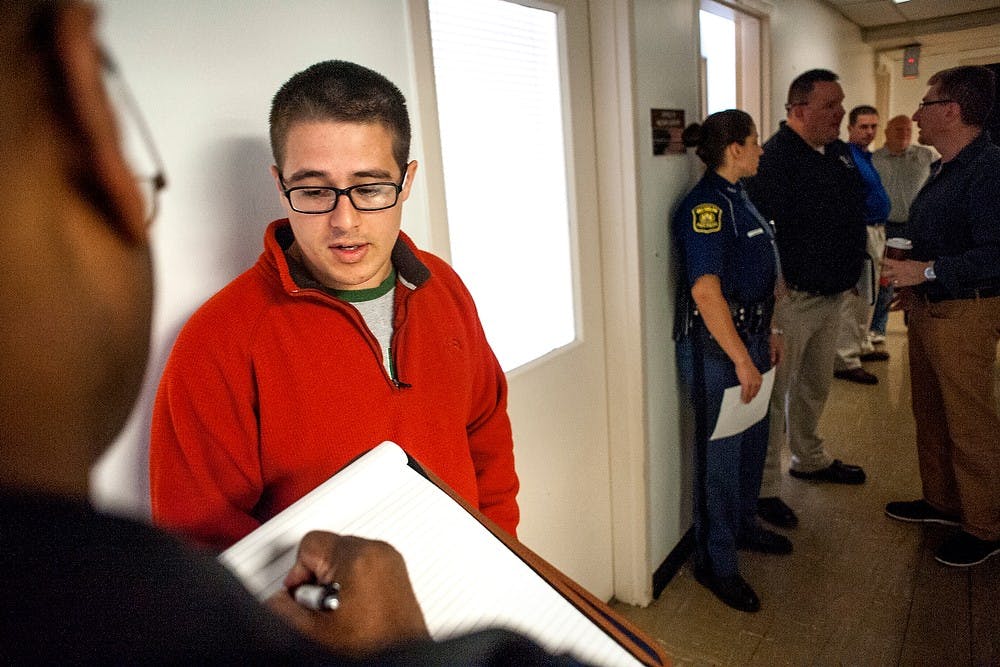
[786,283,834,298]
[925,286,1000,303]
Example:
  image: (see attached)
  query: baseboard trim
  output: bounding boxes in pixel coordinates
[652,527,694,599]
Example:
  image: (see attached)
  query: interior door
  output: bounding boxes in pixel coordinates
[417,0,613,598]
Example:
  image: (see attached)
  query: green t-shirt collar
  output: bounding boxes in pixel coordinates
[331,268,397,303]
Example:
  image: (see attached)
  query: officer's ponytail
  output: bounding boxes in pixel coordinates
[681,109,755,171]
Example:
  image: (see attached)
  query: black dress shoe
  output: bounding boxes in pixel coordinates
[738,528,793,555]
[693,567,760,612]
[885,499,960,526]
[859,350,889,362]
[757,496,799,528]
[834,367,878,384]
[935,531,1000,567]
[790,459,866,484]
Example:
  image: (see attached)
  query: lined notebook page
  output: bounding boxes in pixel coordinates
[220,442,639,667]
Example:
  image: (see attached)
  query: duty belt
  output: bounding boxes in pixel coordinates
[684,298,774,338]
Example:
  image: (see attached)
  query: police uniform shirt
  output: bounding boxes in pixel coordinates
[674,170,777,307]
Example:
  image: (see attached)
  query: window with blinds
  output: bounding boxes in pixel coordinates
[428,0,575,372]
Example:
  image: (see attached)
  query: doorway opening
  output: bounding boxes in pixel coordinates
[699,0,765,130]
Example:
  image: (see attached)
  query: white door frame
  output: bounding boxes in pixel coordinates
[588,0,651,606]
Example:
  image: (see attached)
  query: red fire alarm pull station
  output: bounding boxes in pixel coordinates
[903,44,920,79]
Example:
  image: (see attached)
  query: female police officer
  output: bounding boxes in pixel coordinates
[673,109,788,613]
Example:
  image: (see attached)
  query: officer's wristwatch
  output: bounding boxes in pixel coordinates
[923,262,936,282]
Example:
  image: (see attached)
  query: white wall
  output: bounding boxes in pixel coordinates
[90,0,434,516]
[767,0,876,138]
[879,37,1000,131]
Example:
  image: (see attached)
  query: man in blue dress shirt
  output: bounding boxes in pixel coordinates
[882,66,1000,568]
[833,105,891,385]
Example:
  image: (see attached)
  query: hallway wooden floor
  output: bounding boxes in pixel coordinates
[612,312,1000,666]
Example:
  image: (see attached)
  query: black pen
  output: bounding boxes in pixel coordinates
[293,582,340,611]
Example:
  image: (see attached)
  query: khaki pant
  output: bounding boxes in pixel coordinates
[834,225,885,370]
[761,289,847,496]
[908,294,1000,541]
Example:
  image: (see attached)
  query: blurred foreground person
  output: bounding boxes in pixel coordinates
[0,2,566,663]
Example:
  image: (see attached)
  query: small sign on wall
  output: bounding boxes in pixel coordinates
[651,108,685,155]
[903,44,920,79]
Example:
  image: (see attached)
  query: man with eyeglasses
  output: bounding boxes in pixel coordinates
[882,66,1000,568]
[149,60,520,550]
[0,2,569,663]
[747,69,868,534]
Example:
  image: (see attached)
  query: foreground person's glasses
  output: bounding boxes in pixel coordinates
[101,49,167,226]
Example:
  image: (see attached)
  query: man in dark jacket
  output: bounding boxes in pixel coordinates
[747,69,868,531]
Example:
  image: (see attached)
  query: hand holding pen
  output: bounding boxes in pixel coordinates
[266,531,429,657]
[293,582,340,611]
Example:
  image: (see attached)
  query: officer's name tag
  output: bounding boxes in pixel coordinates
[747,228,764,238]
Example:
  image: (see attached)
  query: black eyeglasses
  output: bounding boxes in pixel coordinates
[279,171,408,214]
[918,99,953,109]
[101,49,168,226]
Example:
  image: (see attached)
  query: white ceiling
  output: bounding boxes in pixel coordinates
[820,0,1000,52]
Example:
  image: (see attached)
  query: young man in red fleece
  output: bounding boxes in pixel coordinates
[150,60,519,550]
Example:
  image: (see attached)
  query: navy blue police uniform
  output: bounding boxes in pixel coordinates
[673,170,778,578]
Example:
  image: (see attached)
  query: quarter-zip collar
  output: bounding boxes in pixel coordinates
[264,219,431,297]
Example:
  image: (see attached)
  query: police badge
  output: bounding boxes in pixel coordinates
[692,203,723,234]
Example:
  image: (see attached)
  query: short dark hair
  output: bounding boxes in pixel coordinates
[928,66,996,127]
[786,69,839,109]
[849,105,878,126]
[681,109,756,171]
[269,60,411,175]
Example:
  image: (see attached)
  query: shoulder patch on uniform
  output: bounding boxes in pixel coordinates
[691,203,723,234]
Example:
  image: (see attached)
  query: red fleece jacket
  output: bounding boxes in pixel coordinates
[150,221,518,548]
